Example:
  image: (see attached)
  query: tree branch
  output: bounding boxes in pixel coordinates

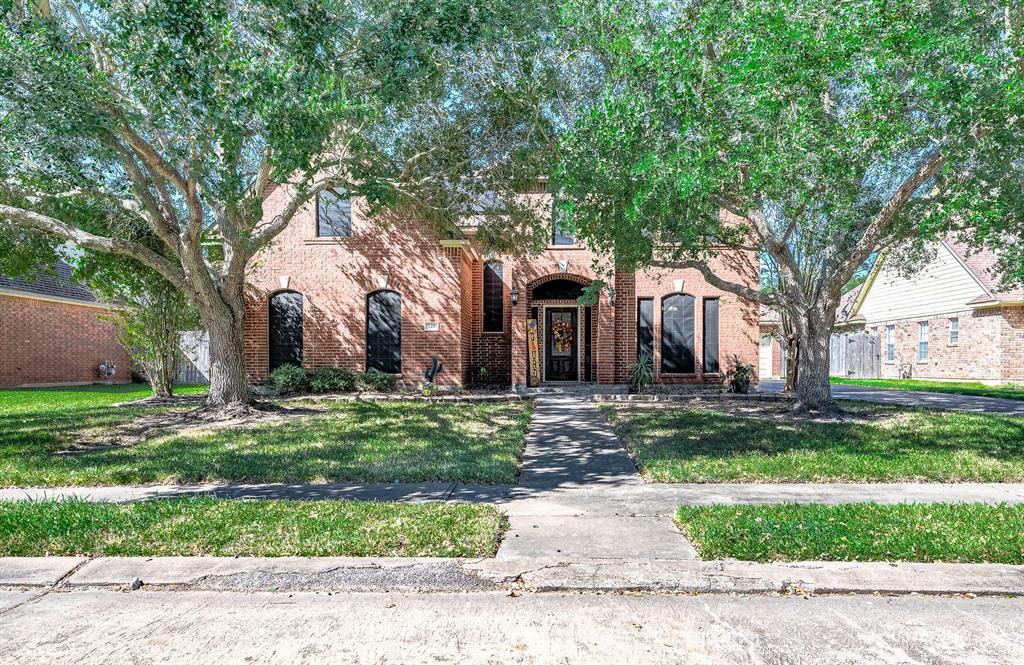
[651,258,782,306]
[0,204,188,291]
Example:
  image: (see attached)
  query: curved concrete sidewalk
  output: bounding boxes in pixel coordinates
[761,379,1024,416]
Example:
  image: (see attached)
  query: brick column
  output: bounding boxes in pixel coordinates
[613,269,636,383]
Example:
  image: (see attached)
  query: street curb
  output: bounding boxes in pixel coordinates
[3,556,1022,596]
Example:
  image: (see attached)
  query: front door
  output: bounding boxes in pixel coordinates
[545,308,579,382]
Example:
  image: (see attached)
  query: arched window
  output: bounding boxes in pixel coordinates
[661,293,695,373]
[366,290,402,374]
[268,291,303,372]
[483,261,504,332]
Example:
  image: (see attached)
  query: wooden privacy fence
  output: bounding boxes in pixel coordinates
[176,331,210,385]
[829,331,881,379]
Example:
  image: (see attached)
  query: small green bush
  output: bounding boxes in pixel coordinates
[628,352,655,394]
[309,367,359,393]
[267,364,311,394]
[361,369,399,392]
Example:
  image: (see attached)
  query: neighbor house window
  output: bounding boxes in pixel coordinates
[661,293,695,373]
[637,298,654,360]
[886,324,895,361]
[317,188,352,237]
[366,290,401,373]
[703,298,720,374]
[949,317,959,344]
[918,321,929,361]
[483,261,504,333]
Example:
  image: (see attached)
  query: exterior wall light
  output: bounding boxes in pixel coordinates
[510,287,519,305]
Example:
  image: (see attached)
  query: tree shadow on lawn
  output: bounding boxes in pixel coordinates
[604,402,1024,482]
[0,400,530,487]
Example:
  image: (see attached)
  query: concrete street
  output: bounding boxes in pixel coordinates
[1,589,1022,664]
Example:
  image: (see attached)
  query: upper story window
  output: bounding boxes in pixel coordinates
[551,199,576,246]
[918,321,929,361]
[949,317,959,344]
[317,188,352,238]
[483,261,504,333]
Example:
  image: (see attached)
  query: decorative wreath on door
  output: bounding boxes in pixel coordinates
[552,319,574,353]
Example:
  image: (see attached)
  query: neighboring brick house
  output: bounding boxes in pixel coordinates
[0,261,130,387]
[244,185,761,390]
[833,239,1024,383]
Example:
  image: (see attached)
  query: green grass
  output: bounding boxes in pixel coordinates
[831,377,1024,401]
[0,385,532,487]
[0,498,505,557]
[675,503,1024,564]
[600,402,1024,483]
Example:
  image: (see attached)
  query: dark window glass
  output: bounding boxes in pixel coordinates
[637,298,654,360]
[703,298,720,374]
[483,261,504,332]
[551,200,576,245]
[366,290,401,373]
[268,291,303,371]
[661,293,695,373]
[531,279,585,301]
[317,189,352,237]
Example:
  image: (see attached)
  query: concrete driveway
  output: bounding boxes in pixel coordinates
[760,379,1024,416]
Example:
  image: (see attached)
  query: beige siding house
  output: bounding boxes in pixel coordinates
[837,239,1024,383]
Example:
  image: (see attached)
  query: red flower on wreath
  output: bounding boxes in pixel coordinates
[552,319,574,353]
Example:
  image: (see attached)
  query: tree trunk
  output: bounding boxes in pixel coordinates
[793,313,837,413]
[147,358,175,398]
[784,336,799,394]
[198,292,251,408]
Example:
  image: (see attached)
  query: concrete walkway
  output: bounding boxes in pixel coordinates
[761,379,1024,416]
[497,396,698,560]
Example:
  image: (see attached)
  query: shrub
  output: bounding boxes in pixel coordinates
[360,369,399,392]
[267,364,311,394]
[628,352,655,394]
[309,367,359,393]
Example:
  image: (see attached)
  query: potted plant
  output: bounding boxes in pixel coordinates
[725,355,755,394]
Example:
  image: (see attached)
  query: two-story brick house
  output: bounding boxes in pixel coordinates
[243,185,760,391]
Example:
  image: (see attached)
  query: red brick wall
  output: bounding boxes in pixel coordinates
[999,306,1024,382]
[0,294,131,387]
[244,187,465,386]
[245,187,760,389]
[871,309,1003,381]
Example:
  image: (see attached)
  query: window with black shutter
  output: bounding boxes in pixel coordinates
[483,261,504,332]
[268,291,303,371]
[366,290,401,373]
[637,298,654,359]
[317,189,352,237]
[661,293,695,373]
[703,298,720,374]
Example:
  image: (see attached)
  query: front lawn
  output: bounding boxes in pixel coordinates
[675,503,1024,564]
[0,498,504,557]
[0,385,532,486]
[600,401,1024,483]
[831,377,1024,401]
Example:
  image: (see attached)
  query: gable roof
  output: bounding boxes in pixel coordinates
[0,260,100,305]
[942,238,1024,304]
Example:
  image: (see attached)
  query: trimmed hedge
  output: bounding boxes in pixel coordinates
[266,365,398,395]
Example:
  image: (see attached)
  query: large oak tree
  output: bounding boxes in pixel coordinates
[0,0,544,408]
[555,0,1024,411]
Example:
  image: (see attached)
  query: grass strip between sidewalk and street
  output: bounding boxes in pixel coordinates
[830,378,1024,401]
[0,498,506,558]
[675,503,1024,564]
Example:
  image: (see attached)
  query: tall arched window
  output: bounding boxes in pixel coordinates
[661,293,695,373]
[366,290,402,374]
[483,261,504,332]
[268,291,303,371]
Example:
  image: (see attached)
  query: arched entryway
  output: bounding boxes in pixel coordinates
[526,275,593,385]
[268,290,303,372]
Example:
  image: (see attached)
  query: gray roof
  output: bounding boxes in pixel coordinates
[0,260,99,304]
